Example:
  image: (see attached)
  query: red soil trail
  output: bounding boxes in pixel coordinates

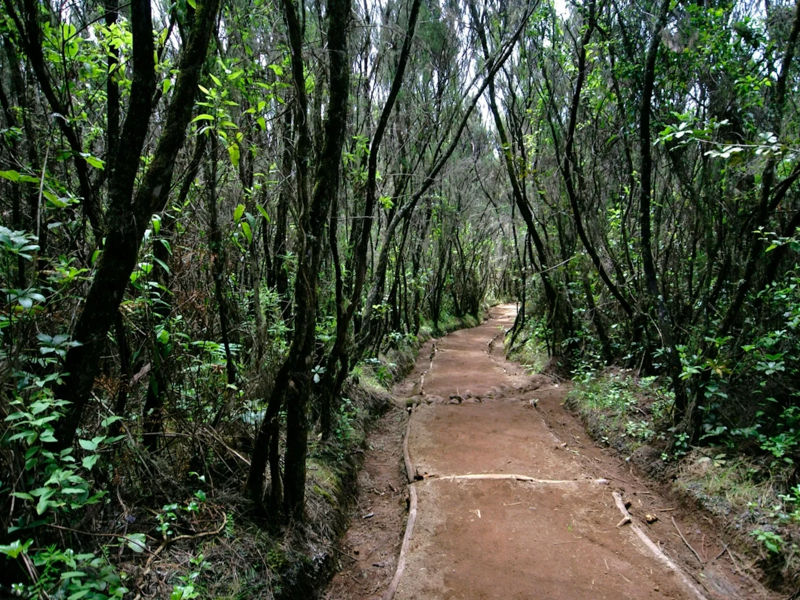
[325,305,776,600]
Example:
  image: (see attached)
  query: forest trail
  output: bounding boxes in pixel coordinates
[325,305,776,600]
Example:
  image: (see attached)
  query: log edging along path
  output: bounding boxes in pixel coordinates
[382,412,418,600]
[386,416,711,600]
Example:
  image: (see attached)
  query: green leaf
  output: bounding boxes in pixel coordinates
[256,204,270,223]
[36,492,53,515]
[191,114,215,123]
[0,539,32,559]
[233,203,245,223]
[241,221,252,244]
[82,454,99,470]
[228,143,240,168]
[0,169,20,182]
[39,430,57,443]
[101,415,122,428]
[186,0,197,9]
[78,435,105,452]
[120,533,148,553]
[60,571,87,579]
[153,257,171,274]
[80,153,105,170]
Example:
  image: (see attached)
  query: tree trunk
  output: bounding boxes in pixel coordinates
[206,135,238,426]
[318,0,422,438]
[54,0,220,448]
[637,0,688,424]
[248,0,351,521]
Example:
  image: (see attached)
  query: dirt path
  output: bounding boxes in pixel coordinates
[325,305,778,600]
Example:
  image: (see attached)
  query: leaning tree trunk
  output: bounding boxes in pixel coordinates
[54,0,220,448]
[318,0,422,440]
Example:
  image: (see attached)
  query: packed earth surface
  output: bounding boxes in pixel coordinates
[324,305,779,600]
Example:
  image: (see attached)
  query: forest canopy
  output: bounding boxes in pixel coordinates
[1,0,799,596]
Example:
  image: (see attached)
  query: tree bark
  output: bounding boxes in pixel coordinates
[560,0,635,319]
[318,0,421,439]
[247,0,351,521]
[54,0,220,448]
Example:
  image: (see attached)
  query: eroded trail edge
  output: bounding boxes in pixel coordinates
[326,305,776,600]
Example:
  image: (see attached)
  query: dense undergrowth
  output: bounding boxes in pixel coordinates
[0,362,385,600]
[0,301,478,599]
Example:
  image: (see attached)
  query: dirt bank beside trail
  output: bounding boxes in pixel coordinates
[325,305,778,600]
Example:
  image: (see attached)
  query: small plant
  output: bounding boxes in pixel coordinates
[662,431,690,462]
[758,404,800,466]
[334,397,360,443]
[361,357,396,388]
[170,553,208,600]
[751,528,784,554]
[156,503,181,538]
[155,490,208,538]
[624,419,654,442]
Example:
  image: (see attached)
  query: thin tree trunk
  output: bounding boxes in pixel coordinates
[637,0,688,423]
[318,0,422,439]
[105,0,120,178]
[248,0,351,521]
[206,136,237,398]
[143,135,207,450]
[560,0,635,319]
[272,110,293,321]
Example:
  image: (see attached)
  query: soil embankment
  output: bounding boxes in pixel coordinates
[325,305,777,600]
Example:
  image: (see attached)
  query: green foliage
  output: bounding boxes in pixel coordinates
[170,553,208,600]
[1,232,130,595]
[2,348,126,596]
[333,397,361,444]
[752,529,785,555]
[360,357,396,388]
[0,227,40,261]
[12,547,128,600]
[567,370,674,454]
[155,490,209,540]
